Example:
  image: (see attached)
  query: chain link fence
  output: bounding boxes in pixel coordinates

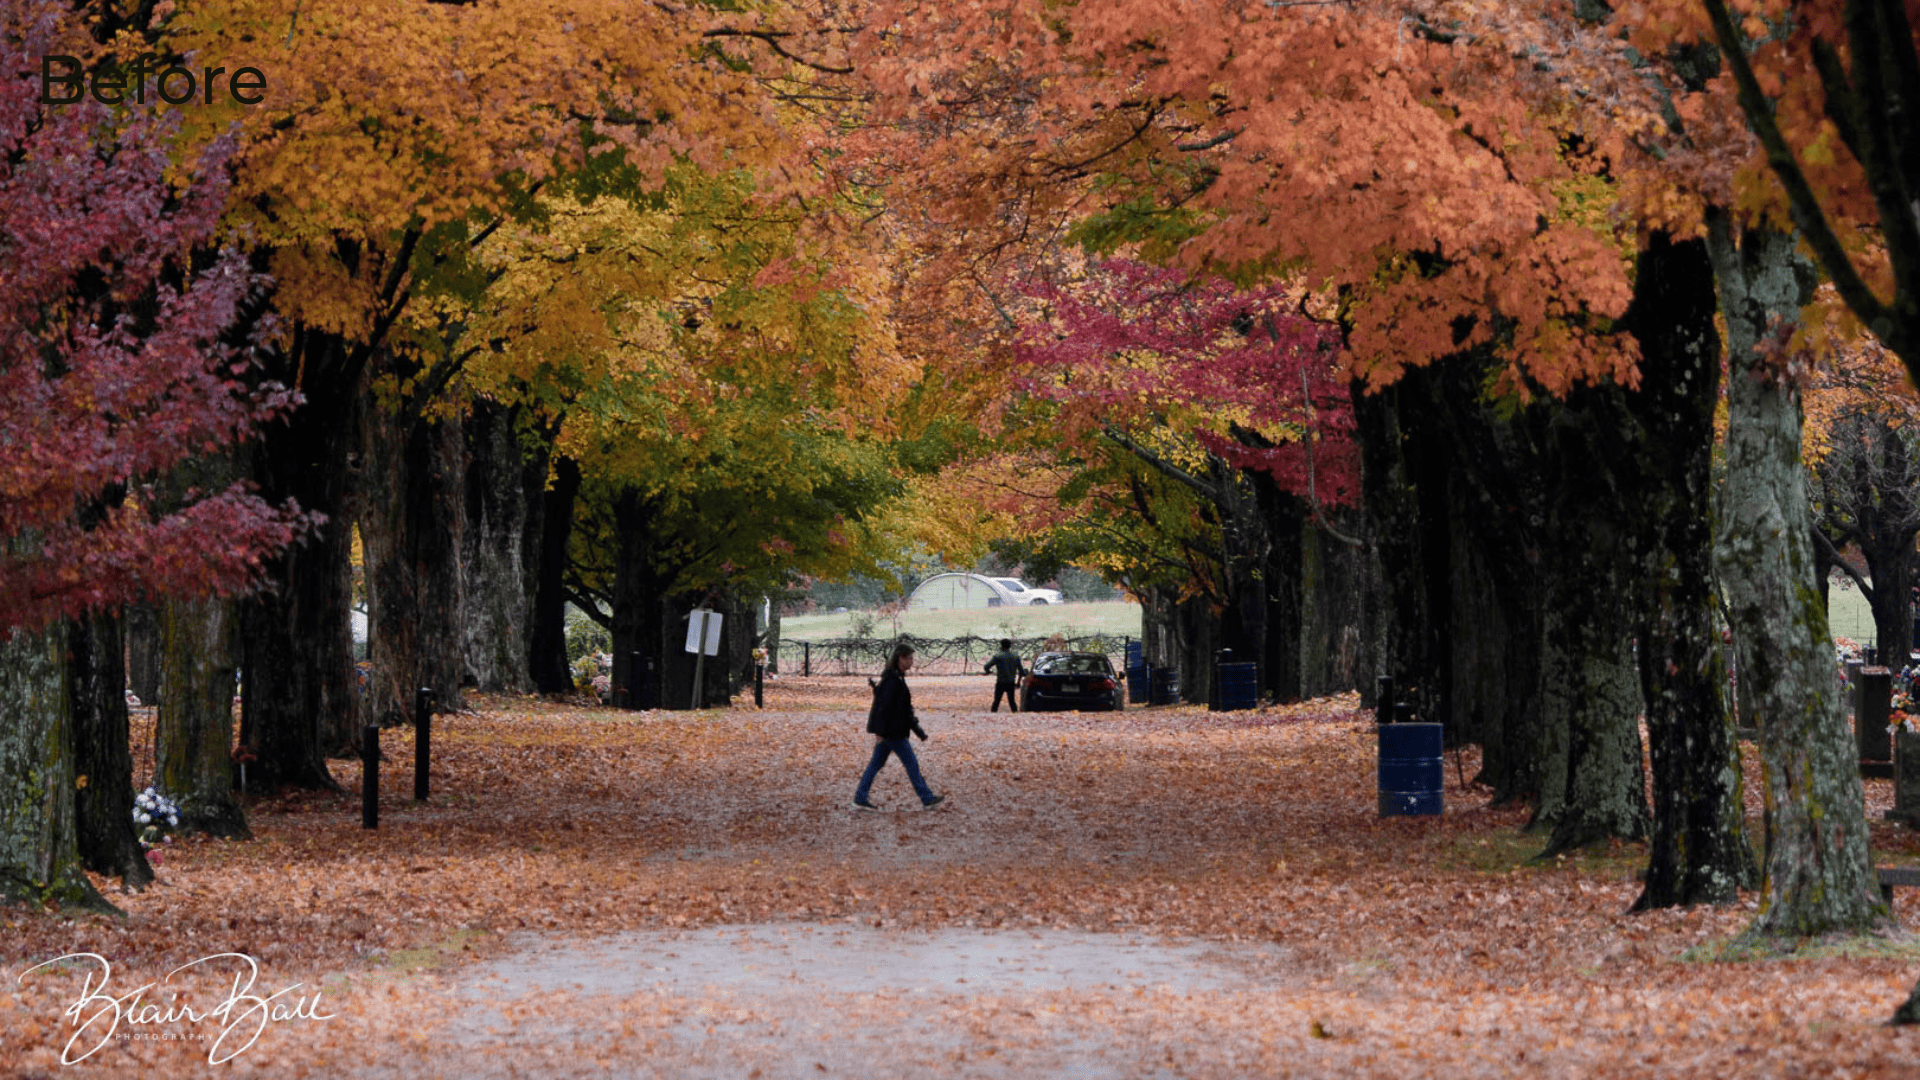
[775,634,1132,676]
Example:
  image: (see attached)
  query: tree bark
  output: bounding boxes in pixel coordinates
[1624,233,1757,909]
[240,331,362,791]
[1353,377,1445,719]
[69,609,152,889]
[1535,388,1652,854]
[462,401,533,693]
[362,392,468,727]
[0,614,113,912]
[1300,506,1372,699]
[157,597,250,839]
[1709,214,1886,937]
[529,455,582,694]
[610,486,662,709]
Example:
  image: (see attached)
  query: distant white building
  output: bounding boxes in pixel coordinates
[906,573,1063,610]
[906,572,1017,611]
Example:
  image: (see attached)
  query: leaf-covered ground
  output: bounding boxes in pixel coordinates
[6,676,1920,1078]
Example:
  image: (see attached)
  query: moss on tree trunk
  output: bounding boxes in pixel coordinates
[0,616,114,913]
[1625,233,1757,909]
[1709,216,1885,938]
[157,597,250,839]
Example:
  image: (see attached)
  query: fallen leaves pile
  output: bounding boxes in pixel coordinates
[5,675,1920,1078]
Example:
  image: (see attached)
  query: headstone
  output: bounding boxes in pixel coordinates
[1891,729,1920,828]
[1861,666,1893,764]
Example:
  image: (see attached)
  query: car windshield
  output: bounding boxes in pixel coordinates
[993,578,1028,592]
[1035,654,1112,675]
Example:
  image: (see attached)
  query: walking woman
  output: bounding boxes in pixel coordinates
[853,643,948,810]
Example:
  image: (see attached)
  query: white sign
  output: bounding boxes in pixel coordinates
[684,609,722,656]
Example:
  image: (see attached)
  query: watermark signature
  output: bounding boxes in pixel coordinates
[18,952,333,1065]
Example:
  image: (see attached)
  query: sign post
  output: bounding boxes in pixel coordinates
[686,608,722,709]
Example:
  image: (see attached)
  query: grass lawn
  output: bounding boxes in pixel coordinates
[777,599,1142,643]
[1828,575,1874,644]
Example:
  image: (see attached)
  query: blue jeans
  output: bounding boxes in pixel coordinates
[855,737,934,803]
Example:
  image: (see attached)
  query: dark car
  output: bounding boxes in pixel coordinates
[1021,652,1124,712]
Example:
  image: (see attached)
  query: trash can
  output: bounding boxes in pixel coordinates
[1216,662,1258,711]
[1378,722,1444,816]
[1149,667,1181,706]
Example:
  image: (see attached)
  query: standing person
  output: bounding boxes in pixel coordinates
[853,643,947,810]
[983,639,1025,713]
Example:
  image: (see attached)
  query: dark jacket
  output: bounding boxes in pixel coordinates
[985,649,1026,686]
[866,664,921,740]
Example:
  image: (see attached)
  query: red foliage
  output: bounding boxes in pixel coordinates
[1015,260,1359,505]
[0,7,312,630]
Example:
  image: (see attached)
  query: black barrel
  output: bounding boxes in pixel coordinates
[1377,722,1444,816]
[1216,662,1258,712]
[1150,667,1181,706]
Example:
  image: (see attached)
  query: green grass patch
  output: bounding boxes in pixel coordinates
[1828,576,1876,646]
[1434,827,1648,879]
[778,599,1142,643]
[1680,928,1920,964]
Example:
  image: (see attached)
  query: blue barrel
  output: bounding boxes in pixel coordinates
[1127,664,1150,705]
[1125,640,1143,668]
[1377,722,1444,816]
[1216,662,1258,711]
[1150,667,1181,705]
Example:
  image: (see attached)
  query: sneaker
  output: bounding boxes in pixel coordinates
[852,798,882,811]
[921,794,948,809]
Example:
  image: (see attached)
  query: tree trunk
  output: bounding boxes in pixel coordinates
[0,614,112,912]
[1535,389,1652,855]
[125,603,159,706]
[1449,500,1509,765]
[1865,531,1914,666]
[1300,506,1372,699]
[1353,377,1444,717]
[1220,463,1281,701]
[1427,357,1553,806]
[240,332,362,791]
[157,596,250,839]
[462,401,532,693]
[362,395,468,727]
[765,599,783,674]
[69,609,152,889]
[1709,215,1885,937]
[1624,233,1757,909]
[610,487,662,710]
[529,455,582,694]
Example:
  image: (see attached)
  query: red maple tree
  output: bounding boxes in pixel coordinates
[1015,259,1358,510]
[0,12,311,631]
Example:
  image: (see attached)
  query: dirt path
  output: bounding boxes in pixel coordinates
[408,924,1296,1079]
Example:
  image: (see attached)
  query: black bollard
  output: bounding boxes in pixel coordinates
[1376,676,1394,725]
[414,686,435,802]
[755,662,764,707]
[362,724,380,829]
[804,641,811,677]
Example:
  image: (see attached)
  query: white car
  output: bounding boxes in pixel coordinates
[993,578,1063,605]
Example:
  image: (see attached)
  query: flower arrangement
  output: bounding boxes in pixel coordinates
[1892,691,1920,735]
[132,786,180,850]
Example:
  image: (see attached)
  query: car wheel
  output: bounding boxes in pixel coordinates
[1029,598,1048,605]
